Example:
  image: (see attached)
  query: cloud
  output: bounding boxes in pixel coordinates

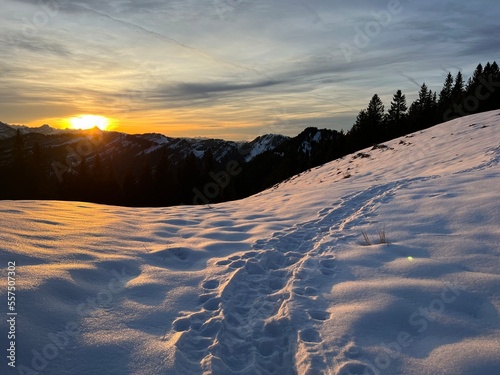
[156,79,285,99]
[1,0,499,139]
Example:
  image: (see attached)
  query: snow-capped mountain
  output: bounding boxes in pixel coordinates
[241,134,290,162]
[0,122,293,205]
[0,121,288,164]
[138,133,290,163]
[0,122,74,138]
[8,123,66,135]
[1,110,499,375]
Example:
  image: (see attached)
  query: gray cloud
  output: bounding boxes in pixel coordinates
[157,79,286,98]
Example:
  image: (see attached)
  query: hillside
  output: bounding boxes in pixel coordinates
[0,110,499,375]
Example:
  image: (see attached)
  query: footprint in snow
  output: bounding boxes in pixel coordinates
[202,279,219,289]
[337,361,377,375]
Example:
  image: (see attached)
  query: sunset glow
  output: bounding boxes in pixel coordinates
[1,1,498,140]
[68,115,110,131]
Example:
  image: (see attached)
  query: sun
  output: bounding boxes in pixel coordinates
[68,115,110,130]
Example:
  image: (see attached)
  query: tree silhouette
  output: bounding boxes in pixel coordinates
[386,90,408,136]
[408,83,437,130]
[439,72,454,110]
[451,71,465,103]
[350,94,385,147]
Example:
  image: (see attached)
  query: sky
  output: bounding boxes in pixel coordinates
[1,0,499,140]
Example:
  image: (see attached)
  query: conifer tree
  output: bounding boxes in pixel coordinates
[439,72,454,106]
[366,94,385,124]
[350,94,385,146]
[483,62,492,76]
[491,61,499,77]
[408,83,437,130]
[451,71,465,103]
[386,90,407,135]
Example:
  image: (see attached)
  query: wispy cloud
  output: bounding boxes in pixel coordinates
[1,0,499,139]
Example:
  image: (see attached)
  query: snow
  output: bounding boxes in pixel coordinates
[140,134,171,145]
[243,135,288,162]
[0,122,67,139]
[1,110,499,375]
[312,131,322,143]
[141,144,164,155]
[300,141,312,155]
[192,149,205,158]
[9,124,62,135]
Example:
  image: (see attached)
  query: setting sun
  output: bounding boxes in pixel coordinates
[68,115,110,130]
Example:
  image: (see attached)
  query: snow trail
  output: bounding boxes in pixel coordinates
[171,177,429,374]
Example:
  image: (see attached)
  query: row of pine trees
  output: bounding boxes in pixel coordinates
[349,62,500,148]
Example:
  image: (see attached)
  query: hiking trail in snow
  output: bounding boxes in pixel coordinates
[171,177,431,375]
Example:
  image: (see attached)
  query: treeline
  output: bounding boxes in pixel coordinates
[0,61,499,207]
[0,133,233,206]
[226,61,500,200]
[349,61,500,149]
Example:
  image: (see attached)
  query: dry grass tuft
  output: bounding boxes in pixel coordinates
[361,230,372,246]
[360,226,390,246]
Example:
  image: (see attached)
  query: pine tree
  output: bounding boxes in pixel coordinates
[463,64,485,113]
[408,83,437,130]
[366,94,385,126]
[351,110,366,138]
[491,61,499,78]
[387,90,407,122]
[386,90,407,136]
[439,72,454,106]
[366,94,385,144]
[483,61,500,111]
[350,94,385,147]
[483,62,492,76]
[470,64,483,87]
[451,71,465,103]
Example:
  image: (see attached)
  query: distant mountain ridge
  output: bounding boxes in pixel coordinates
[0,121,18,140]
[0,120,297,205]
[0,122,290,164]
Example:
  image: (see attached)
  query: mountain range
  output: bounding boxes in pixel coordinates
[0,121,289,163]
[0,121,346,206]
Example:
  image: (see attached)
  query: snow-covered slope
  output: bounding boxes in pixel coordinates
[242,134,290,161]
[0,111,499,375]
